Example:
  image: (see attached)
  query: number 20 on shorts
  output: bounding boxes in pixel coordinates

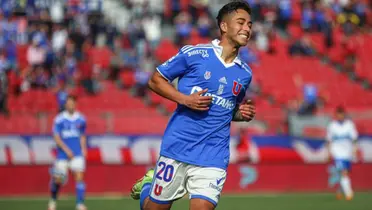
[154,161,175,196]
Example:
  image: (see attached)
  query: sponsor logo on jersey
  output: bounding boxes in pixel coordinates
[61,129,80,138]
[191,86,235,110]
[187,49,209,58]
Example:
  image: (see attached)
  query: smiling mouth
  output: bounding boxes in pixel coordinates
[238,34,249,40]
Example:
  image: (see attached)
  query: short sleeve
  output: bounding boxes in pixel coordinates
[156,50,188,82]
[349,122,358,140]
[236,77,252,104]
[80,119,87,135]
[53,117,62,136]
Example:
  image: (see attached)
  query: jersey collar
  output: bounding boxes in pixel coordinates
[211,39,242,66]
[62,111,80,121]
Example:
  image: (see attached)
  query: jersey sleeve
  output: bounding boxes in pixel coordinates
[236,77,252,104]
[53,117,62,136]
[156,50,188,82]
[349,122,358,140]
[80,118,87,135]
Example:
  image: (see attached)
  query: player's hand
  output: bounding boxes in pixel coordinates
[66,150,74,160]
[239,100,256,121]
[183,88,212,111]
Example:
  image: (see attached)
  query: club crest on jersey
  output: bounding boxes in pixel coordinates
[204,71,211,80]
[232,80,242,96]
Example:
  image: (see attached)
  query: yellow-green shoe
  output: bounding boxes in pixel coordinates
[130,169,155,200]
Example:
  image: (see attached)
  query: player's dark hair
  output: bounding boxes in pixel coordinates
[216,0,252,30]
[67,95,77,102]
[336,105,345,114]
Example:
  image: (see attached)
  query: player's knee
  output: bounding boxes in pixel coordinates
[341,170,349,177]
[53,175,65,184]
[74,171,84,182]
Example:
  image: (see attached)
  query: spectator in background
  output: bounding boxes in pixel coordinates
[277,0,292,32]
[52,24,68,54]
[142,13,161,50]
[314,2,327,32]
[298,83,318,116]
[4,39,17,69]
[197,13,212,38]
[174,11,192,46]
[56,82,68,112]
[289,34,315,56]
[337,2,360,35]
[0,68,8,116]
[301,2,313,32]
[27,36,46,66]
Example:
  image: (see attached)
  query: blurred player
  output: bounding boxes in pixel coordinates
[326,106,358,200]
[48,96,87,210]
[130,1,255,210]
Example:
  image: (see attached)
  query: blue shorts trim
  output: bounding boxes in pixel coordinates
[190,195,217,207]
[149,196,172,205]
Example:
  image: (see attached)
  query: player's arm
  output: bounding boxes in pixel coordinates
[80,119,87,158]
[54,133,74,159]
[325,124,333,161]
[148,51,212,111]
[350,122,359,160]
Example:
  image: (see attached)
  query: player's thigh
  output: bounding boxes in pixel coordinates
[69,157,86,181]
[187,166,227,209]
[52,159,69,184]
[149,156,188,206]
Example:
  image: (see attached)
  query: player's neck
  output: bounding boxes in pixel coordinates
[219,39,239,64]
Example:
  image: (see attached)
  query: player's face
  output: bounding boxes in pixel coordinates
[336,112,345,121]
[65,99,76,113]
[225,9,252,47]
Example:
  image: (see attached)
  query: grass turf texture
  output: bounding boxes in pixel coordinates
[0,192,370,210]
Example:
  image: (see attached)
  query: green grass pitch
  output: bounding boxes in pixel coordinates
[0,192,370,210]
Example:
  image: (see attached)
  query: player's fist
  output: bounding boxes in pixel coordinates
[239,100,256,121]
[183,88,212,111]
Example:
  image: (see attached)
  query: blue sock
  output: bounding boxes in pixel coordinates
[76,181,86,205]
[50,181,61,200]
[140,183,151,210]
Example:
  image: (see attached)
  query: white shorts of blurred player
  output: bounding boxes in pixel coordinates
[51,157,86,183]
[149,156,226,207]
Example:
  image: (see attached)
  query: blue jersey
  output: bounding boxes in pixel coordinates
[157,39,253,169]
[53,111,86,160]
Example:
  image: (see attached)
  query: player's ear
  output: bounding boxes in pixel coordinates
[220,21,228,33]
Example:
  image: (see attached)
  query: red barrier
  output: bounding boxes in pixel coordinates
[1,164,372,196]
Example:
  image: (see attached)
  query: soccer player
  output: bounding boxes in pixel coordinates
[48,96,87,210]
[326,106,358,200]
[131,1,255,210]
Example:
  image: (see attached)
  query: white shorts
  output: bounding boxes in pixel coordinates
[149,156,227,206]
[52,157,86,178]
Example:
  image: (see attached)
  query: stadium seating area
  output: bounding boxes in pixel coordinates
[1,0,372,135]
